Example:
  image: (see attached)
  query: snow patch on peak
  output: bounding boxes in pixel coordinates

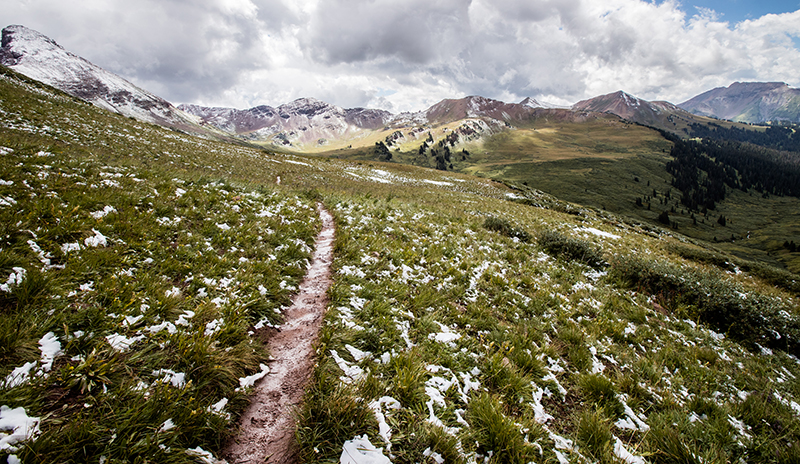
[0,25,205,133]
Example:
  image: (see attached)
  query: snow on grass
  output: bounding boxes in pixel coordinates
[340,435,392,464]
[3,363,36,389]
[613,436,646,464]
[0,406,40,451]
[0,267,26,293]
[83,228,108,247]
[576,226,620,240]
[37,332,61,372]
[300,194,800,463]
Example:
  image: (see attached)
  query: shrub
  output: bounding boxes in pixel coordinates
[537,230,606,269]
[668,243,800,296]
[482,216,530,243]
[608,254,800,356]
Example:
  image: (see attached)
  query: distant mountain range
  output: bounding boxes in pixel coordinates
[179,99,394,147]
[2,24,799,150]
[679,82,800,124]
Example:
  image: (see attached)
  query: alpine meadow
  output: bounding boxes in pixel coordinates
[1,15,800,464]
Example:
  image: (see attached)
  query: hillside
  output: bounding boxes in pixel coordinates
[0,25,224,139]
[679,82,800,124]
[2,64,800,464]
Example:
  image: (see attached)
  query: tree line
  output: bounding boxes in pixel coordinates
[658,129,800,212]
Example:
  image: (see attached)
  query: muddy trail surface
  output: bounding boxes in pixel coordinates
[223,204,335,464]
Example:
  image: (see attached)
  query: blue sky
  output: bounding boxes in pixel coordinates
[678,0,800,22]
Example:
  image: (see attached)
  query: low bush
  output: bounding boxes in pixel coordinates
[669,243,800,296]
[537,230,606,269]
[482,216,530,243]
[609,254,800,356]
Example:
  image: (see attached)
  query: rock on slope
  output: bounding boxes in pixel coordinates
[0,25,206,133]
[679,82,800,123]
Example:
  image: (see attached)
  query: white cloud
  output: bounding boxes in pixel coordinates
[2,0,799,112]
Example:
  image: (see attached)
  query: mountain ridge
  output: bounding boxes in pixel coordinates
[679,81,800,123]
[4,23,799,152]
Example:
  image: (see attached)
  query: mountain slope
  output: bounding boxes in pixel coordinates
[679,82,800,123]
[572,90,705,133]
[180,98,393,148]
[0,25,213,135]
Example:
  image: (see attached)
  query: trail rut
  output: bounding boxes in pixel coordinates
[223,204,335,464]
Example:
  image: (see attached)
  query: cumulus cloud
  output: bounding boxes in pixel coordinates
[2,0,799,112]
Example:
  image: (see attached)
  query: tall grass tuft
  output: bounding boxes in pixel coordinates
[465,393,539,464]
[296,368,378,463]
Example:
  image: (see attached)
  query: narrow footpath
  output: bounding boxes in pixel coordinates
[223,204,335,464]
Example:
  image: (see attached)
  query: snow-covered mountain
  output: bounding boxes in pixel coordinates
[0,25,207,134]
[519,97,566,110]
[180,98,393,148]
[679,82,800,123]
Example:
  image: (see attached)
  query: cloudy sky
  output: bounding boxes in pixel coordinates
[3,0,800,112]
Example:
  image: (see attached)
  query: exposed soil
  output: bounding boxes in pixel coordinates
[223,204,335,464]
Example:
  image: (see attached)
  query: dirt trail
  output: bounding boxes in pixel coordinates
[223,204,335,464]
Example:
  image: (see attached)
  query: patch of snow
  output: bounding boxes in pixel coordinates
[237,364,270,389]
[1,268,26,293]
[3,362,36,389]
[421,179,453,186]
[0,405,40,450]
[106,333,144,351]
[577,227,620,239]
[38,332,62,372]
[185,446,222,464]
[84,229,108,247]
[531,385,554,424]
[90,205,117,219]
[423,448,445,464]
[330,350,364,383]
[61,242,81,254]
[340,435,392,464]
[210,398,228,415]
[153,369,186,388]
[613,436,646,464]
[159,419,175,433]
[369,397,400,450]
[345,344,372,362]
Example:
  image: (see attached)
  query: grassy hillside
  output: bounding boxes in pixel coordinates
[340,115,799,274]
[2,65,800,464]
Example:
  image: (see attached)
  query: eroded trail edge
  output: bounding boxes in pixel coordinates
[223,204,335,464]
